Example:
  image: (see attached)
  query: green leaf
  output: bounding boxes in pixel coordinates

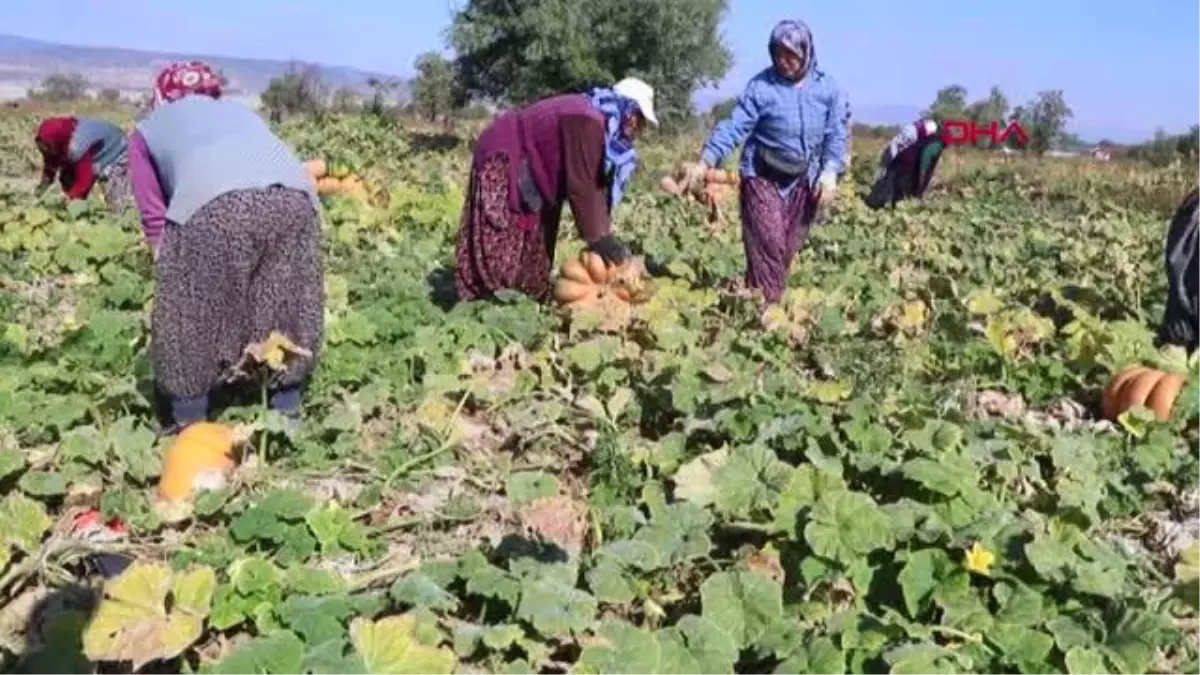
[773,636,846,674]
[898,548,954,619]
[575,620,665,674]
[206,630,306,674]
[587,558,637,604]
[700,569,783,648]
[515,578,597,638]
[0,448,26,480]
[505,471,560,506]
[390,572,460,611]
[0,492,52,551]
[1065,646,1109,674]
[17,470,66,497]
[989,624,1053,662]
[900,455,977,497]
[804,490,894,564]
[350,614,456,675]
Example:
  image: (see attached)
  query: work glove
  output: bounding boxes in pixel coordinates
[587,234,632,265]
[679,161,708,192]
[815,171,838,207]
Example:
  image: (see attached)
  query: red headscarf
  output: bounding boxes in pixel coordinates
[152,60,223,109]
[35,117,76,158]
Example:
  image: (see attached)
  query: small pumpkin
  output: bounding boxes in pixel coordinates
[158,422,237,504]
[553,251,648,309]
[704,168,739,185]
[303,158,327,179]
[1101,365,1187,422]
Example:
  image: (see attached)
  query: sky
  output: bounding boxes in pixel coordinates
[4,0,1198,142]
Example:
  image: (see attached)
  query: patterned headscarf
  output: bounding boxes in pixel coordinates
[769,20,816,81]
[152,60,223,109]
[584,87,640,214]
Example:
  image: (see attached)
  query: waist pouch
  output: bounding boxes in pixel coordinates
[755,147,807,182]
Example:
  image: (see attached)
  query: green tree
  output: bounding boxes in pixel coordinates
[410,52,459,121]
[260,63,328,121]
[97,87,122,104]
[365,76,403,118]
[28,72,89,102]
[329,86,362,114]
[708,97,737,122]
[921,84,969,122]
[1020,89,1074,156]
[447,0,731,126]
[965,86,1009,149]
[1177,124,1199,160]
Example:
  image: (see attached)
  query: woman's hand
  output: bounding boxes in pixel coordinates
[814,171,838,206]
[679,161,708,192]
[587,235,632,265]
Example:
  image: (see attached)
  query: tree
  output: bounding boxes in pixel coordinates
[1177,124,1199,160]
[921,85,969,122]
[965,86,1009,149]
[410,52,459,121]
[447,0,731,126]
[260,63,328,121]
[365,76,403,117]
[708,97,737,122]
[329,86,362,114]
[97,87,122,104]
[28,72,89,102]
[1022,89,1073,156]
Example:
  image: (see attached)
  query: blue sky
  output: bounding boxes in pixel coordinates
[5,0,1198,142]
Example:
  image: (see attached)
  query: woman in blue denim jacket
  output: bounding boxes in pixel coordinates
[680,19,848,306]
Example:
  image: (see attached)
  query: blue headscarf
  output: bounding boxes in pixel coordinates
[769,20,817,81]
[585,86,640,213]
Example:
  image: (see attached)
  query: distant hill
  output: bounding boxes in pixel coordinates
[0,33,409,106]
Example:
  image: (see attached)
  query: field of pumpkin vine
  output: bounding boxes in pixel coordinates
[0,107,1198,674]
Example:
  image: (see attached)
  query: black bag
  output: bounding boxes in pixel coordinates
[517,159,545,212]
[755,147,806,181]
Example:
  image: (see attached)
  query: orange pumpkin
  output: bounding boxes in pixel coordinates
[704,168,739,185]
[1101,365,1187,422]
[158,422,237,503]
[553,251,647,309]
[314,174,368,199]
[304,158,327,179]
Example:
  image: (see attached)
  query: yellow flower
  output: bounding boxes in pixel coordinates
[964,542,995,575]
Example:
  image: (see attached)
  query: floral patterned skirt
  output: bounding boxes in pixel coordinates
[738,177,814,304]
[453,152,561,303]
[99,153,133,213]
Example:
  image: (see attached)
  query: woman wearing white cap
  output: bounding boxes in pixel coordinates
[453,77,657,302]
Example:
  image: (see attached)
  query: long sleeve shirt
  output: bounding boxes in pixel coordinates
[42,147,97,199]
[128,131,167,248]
[701,67,848,187]
[559,114,611,243]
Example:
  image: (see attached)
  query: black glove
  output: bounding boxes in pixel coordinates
[588,235,631,265]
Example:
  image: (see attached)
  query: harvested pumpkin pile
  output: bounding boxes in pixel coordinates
[304,157,367,199]
[660,162,739,222]
[553,250,650,311]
